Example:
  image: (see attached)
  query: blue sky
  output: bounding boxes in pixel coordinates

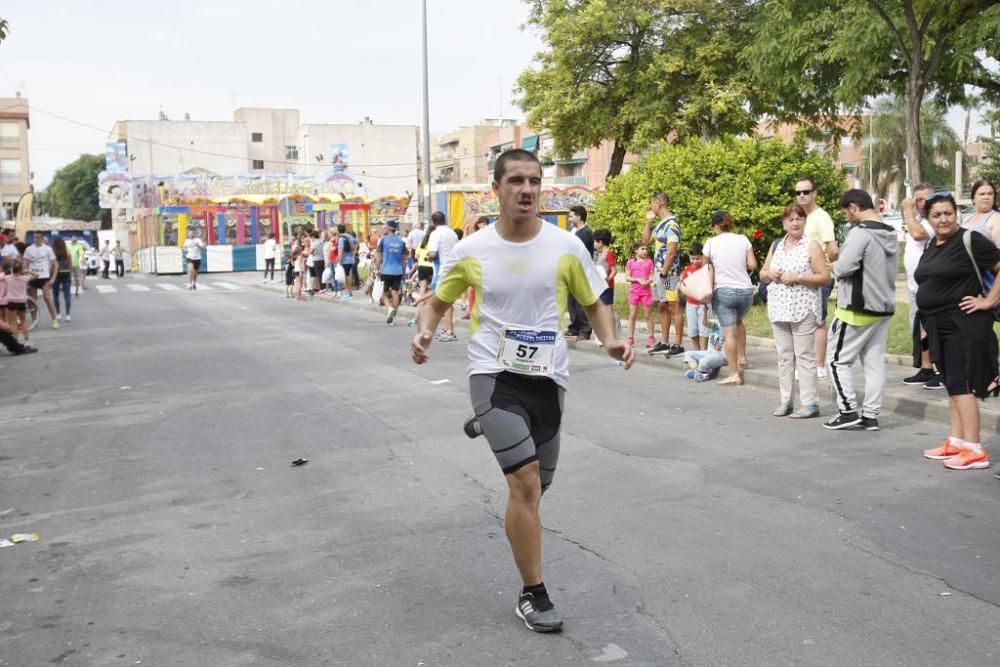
[0,0,544,187]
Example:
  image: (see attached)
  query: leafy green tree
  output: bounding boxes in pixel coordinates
[747,0,1000,185]
[42,154,108,223]
[980,141,1000,187]
[516,0,757,177]
[861,95,962,196]
[592,136,846,262]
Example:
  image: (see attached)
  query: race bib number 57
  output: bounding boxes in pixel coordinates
[496,327,557,376]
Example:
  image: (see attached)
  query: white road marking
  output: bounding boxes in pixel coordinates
[95,285,117,293]
[156,284,183,291]
[592,644,628,662]
[211,282,240,290]
[126,284,151,292]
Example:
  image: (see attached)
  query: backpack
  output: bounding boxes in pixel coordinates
[341,234,354,255]
[961,229,1000,322]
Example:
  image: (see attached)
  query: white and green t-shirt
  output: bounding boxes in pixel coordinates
[435,221,607,389]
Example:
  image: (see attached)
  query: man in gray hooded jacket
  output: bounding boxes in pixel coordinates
[823,189,898,432]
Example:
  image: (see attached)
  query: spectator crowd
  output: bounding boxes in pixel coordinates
[272,177,1000,479]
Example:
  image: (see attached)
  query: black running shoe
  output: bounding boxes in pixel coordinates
[665,344,685,357]
[902,368,935,385]
[648,342,671,356]
[923,374,945,390]
[387,308,396,325]
[860,417,879,431]
[515,592,563,633]
[463,415,483,439]
[823,411,862,430]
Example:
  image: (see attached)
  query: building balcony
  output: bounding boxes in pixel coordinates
[554,176,587,186]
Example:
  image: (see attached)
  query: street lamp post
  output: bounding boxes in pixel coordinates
[421,0,433,226]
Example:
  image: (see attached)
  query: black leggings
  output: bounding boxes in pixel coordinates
[115,259,125,277]
[264,258,275,280]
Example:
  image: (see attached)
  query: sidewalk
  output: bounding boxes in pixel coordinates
[230,272,1000,431]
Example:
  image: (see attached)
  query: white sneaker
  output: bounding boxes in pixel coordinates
[817,367,828,379]
[55,314,62,322]
[65,315,71,322]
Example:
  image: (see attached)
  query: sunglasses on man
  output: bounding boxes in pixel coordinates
[795,189,814,196]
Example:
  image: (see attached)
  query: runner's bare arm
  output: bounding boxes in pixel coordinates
[411,294,452,364]
[583,301,635,369]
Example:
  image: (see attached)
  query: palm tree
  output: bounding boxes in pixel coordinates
[860,96,963,197]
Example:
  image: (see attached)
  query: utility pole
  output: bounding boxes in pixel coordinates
[421,0,433,226]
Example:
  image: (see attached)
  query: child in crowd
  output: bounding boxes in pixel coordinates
[293,250,306,300]
[284,250,296,298]
[625,241,655,348]
[680,242,712,350]
[683,320,727,382]
[5,260,32,342]
[593,229,617,306]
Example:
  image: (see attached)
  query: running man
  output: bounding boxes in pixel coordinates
[374,220,408,324]
[411,148,634,633]
[184,230,205,290]
[23,234,58,328]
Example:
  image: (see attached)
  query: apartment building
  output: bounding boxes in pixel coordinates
[108,108,418,200]
[0,95,31,221]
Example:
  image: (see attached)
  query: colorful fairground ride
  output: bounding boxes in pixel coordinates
[129,174,412,275]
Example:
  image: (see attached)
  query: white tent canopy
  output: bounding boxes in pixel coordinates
[1,216,102,232]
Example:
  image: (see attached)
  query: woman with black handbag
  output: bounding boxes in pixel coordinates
[914,192,1000,472]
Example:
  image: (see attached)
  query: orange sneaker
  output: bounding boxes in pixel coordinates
[923,440,962,460]
[943,448,990,471]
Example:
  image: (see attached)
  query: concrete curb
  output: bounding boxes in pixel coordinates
[248,281,1000,431]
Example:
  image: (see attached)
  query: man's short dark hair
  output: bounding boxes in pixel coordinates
[493,149,541,183]
[795,177,816,190]
[689,242,704,256]
[569,206,587,222]
[431,211,446,226]
[652,191,670,208]
[337,224,347,234]
[915,181,935,193]
[838,189,875,211]
[593,229,612,245]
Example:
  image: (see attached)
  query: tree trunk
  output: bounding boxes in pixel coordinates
[606,124,635,179]
[904,77,923,190]
[607,141,627,179]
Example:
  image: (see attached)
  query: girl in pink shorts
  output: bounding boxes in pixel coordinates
[625,242,655,348]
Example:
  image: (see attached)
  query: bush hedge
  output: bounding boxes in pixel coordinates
[592,136,848,265]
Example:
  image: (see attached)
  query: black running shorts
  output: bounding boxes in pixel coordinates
[382,274,402,293]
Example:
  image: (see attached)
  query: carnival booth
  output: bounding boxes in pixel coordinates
[133,192,414,275]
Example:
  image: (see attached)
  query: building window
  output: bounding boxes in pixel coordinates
[284,145,299,160]
[0,123,18,149]
[0,159,21,185]
[251,132,263,143]
[252,159,264,170]
[1,195,18,222]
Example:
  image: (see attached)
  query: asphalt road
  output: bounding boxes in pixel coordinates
[2,274,999,666]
